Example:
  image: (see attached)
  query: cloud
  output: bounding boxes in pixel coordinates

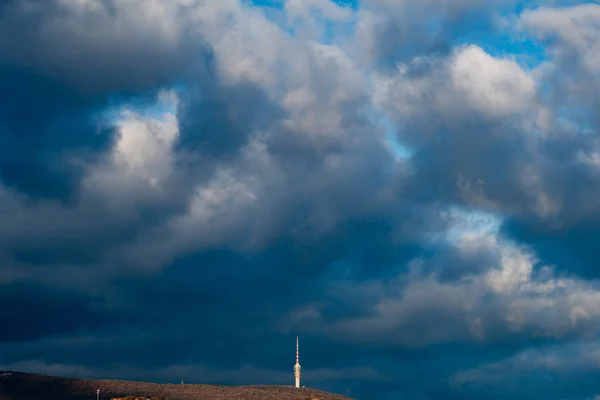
[356,0,513,69]
[453,340,600,399]
[3,0,600,399]
[0,0,197,93]
[0,0,210,200]
[495,4,600,282]
[284,210,600,349]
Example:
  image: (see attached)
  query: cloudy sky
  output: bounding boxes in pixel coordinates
[3,0,600,398]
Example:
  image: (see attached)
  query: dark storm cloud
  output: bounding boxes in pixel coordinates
[491,4,600,282]
[365,2,600,283]
[0,0,285,274]
[0,65,116,200]
[0,5,430,397]
[3,0,600,399]
[0,283,117,342]
[0,1,428,398]
[0,242,408,386]
[373,21,600,249]
[501,221,600,280]
[0,0,195,94]
[453,341,600,400]
[0,0,204,200]
[176,75,286,159]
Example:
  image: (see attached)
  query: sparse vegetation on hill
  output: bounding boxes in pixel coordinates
[0,371,353,400]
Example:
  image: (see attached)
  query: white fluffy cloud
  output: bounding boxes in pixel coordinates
[522,4,600,73]
[374,44,537,122]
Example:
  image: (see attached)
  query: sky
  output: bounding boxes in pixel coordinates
[3,0,600,399]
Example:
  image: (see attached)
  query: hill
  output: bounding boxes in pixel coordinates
[0,371,353,400]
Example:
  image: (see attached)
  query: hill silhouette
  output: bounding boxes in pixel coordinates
[0,371,353,400]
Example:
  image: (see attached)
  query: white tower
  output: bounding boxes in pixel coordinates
[294,336,301,388]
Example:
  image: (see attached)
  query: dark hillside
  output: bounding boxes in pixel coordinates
[0,371,353,400]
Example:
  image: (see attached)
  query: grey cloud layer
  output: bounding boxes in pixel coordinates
[2,0,600,399]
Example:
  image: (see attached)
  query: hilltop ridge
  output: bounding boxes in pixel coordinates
[0,371,354,400]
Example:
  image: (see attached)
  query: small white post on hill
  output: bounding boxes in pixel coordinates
[294,336,301,388]
[96,389,99,400]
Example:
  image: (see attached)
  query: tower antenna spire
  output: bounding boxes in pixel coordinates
[294,336,302,388]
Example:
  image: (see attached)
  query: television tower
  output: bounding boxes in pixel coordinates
[294,336,301,388]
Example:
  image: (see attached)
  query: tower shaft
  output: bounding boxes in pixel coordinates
[294,336,301,388]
